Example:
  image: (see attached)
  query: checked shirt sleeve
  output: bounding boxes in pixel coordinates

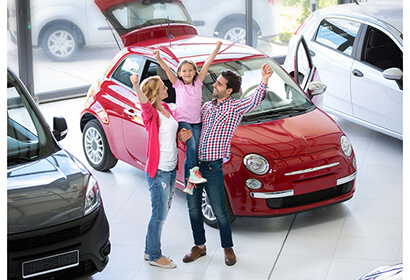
[234,82,267,114]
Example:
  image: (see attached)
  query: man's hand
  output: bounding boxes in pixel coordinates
[261,63,273,85]
[178,128,193,143]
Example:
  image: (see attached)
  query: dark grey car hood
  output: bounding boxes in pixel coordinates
[7,149,89,234]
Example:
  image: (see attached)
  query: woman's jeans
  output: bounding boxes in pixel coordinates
[178,122,202,171]
[144,168,176,261]
[185,159,234,248]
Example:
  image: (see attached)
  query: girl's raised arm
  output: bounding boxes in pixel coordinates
[197,41,222,82]
[153,50,178,85]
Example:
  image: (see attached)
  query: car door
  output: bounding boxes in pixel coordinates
[112,55,148,166]
[289,34,322,107]
[350,25,403,136]
[308,17,362,116]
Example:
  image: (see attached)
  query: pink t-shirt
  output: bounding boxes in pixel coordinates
[173,78,203,124]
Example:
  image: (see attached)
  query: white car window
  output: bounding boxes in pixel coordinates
[315,18,360,56]
[362,26,403,71]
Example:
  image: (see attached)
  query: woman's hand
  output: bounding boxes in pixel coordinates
[130,74,140,90]
[178,128,193,143]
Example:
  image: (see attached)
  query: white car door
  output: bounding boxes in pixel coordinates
[350,26,403,137]
[309,17,361,116]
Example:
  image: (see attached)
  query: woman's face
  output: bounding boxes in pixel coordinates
[157,80,168,101]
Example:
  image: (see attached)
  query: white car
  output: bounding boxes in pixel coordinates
[8,0,281,61]
[283,2,403,140]
[182,0,282,47]
[8,0,117,61]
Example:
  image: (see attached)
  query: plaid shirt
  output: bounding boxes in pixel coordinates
[198,82,267,161]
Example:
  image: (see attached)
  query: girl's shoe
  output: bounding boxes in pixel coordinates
[183,181,196,195]
[148,256,177,269]
[188,167,207,184]
[144,253,149,261]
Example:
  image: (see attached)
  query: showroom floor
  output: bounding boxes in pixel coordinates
[39,97,403,280]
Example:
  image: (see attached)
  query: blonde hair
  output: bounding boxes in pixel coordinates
[140,76,161,109]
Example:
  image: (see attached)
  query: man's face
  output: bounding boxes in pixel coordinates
[212,75,232,100]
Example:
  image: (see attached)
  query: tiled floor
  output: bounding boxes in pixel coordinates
[39,97,403,280]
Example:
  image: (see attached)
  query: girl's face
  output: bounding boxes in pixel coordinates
[178,63,196,84]
[157,80,168,101]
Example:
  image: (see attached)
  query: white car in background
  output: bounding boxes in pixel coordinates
[182,0,282,47]
[8,0,281,61]
[283,2,403,139]
[8,0,117,61]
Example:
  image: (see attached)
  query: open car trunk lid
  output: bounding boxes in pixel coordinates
[94,0,197,46]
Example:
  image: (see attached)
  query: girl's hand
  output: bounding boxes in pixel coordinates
[178,128,193,143]
[216,41,222,49]
[153,49,160,60]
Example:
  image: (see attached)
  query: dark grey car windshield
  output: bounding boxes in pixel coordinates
[201,58,314,121]
[7,78,57,167]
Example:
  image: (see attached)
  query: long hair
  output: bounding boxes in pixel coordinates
[177,59,199,86]
[140,76,161,109]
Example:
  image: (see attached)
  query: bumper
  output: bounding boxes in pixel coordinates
[8,207,110,280]
[224,148,357,216]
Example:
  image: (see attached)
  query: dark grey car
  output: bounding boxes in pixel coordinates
[7,68,110,280]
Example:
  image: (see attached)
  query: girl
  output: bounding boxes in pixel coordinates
[153,41,222,195]
[130,74,192,269]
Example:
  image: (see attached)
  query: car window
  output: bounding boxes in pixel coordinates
[111,1,190,30]
[111,55,144,88]
[362,26,403,71]
[315,18,360,56]
[7,76,57,167]
[201,58,314,121]
[141,60,176,104]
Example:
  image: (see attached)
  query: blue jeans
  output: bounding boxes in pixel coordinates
[185,159,234,248]
[144,168,176,261]
[178,122,202,170]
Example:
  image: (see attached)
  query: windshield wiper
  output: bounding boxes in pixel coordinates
[242,106,310,123]
[8,155,38,165]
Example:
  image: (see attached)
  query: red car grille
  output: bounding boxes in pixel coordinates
[266,181,353,209]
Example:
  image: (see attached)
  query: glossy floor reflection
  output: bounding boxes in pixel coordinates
[39,97,403,280]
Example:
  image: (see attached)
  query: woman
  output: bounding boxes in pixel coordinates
[130,74,192,269]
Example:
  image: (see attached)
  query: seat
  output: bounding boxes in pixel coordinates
[157,67,176,103]
[365,29,401,70]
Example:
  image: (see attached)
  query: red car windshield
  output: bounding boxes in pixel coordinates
[201,58,314,119]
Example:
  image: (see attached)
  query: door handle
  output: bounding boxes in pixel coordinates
[310,50,315,57]
[352,69,363,77]
[124,108,138,117]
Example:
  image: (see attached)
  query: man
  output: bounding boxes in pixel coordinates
[183,63,273,266]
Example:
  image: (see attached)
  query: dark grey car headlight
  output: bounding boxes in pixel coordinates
[84,175,101,215]
[243,154,269,175]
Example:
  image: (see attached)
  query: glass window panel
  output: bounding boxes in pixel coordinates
[315,18,360,56]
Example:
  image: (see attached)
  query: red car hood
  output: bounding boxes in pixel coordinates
[94,0,197,47]
[231,109,343,160]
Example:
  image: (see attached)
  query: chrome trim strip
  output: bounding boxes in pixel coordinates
[250,189,294,199]
[337,171,357,185]
[284,162,340,176]
[22,250,79,279]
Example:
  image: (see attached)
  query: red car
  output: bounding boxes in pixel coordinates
[80,0,357,227]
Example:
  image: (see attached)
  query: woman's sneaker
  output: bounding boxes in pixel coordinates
[183,181,196,195]
[188,167,207,184]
